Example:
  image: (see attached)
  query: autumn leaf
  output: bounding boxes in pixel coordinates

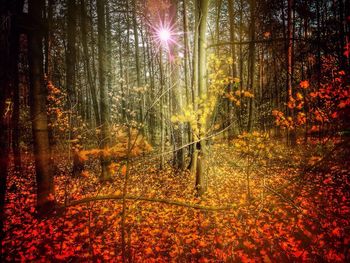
[144,247,153,255]
[185,238,192,244]
[338,101,346,108]
[81,171,89,178]
[332,227,341,237]
[121,165,127,176]
[300,80,310,89]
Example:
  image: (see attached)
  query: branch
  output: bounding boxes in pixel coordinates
[207,37,309,48]
[66,195,235,211]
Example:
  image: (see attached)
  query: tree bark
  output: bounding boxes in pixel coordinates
[28,0,55,214]
[287,0,296,146]
[193,0,209,196]
[247,0,256,132]
[169,0,185,169]
[80,0,100,126]
[66,0,77,108]
[132,0,144,126]
[0,1,13,245]
[11,4,22,172]
[96,0,112,181]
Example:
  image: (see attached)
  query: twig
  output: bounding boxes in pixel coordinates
[66,195,235,211]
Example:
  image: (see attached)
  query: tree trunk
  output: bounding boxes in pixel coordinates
[169,0,185,169]
[96,0,112,181]
[66,0,77,108]
[247,0,256,132]
[11,5,22,172]
[132,0,144,126]
[117,17,127,123]
[287,0,296,146]
[106,1,113,119]
[28,0,55,214]
[159,49,165,169]
[0,2,12,245]
[80,0,100,126]
[227,0,237,139]
[182,0,193,157]
[193,0,209,196]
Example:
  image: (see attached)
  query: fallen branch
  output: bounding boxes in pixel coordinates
[263,185,302,212]
[66,195,235,211]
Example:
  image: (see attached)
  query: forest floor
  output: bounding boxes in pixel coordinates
[1,137,350,262]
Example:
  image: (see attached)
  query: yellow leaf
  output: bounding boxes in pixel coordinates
[170,115,178,123]
[296,92,303,100]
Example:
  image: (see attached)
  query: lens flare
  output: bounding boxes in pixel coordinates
[158,28,171,42]
[149,18,180,51]
[147,16,185,59]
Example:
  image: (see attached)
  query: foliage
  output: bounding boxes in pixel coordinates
[78,126,152,162]
[2,141,349,261]
[171,54,252,138]
[272,62,350,134]
[47,80,88,154]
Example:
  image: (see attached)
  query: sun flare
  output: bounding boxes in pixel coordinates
[158,28,171,42]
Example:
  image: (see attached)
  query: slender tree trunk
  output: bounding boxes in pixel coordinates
[238,0,243,132]
[159,49,165,169]
[247,0,256,132]
[182,0,192,157]
[117,17,127,123]
[132,0,143,126]
[215,0,222,55]
[227,0,237,139]
[193,0,209,196]
[28,0,55,214]
[106,1,113,120]
[80,0,100,125]
[66,0,81,177]
[66,0,77,108]
[168,0,185,169]
[145,28,156,144]
[97,0,111,181]
[287,0,296,146]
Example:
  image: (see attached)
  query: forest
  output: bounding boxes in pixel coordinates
[0,0,349,261]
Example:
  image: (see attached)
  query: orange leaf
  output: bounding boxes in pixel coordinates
[338,101,346,108]
[185,238,192,244]
[81,171,89,178]
[121,165,127,176]
[198,240,206,247]
[144,247,153,255]
[300,80,310,89]
[199,257,209,263]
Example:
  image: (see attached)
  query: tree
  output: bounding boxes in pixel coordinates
[96,0,112,181]
[0,1,12,243]
[192,0,210,196]
[66,0,77,108]
[247,0,256,132]
[286,0,296,146]
[169,0,185,169]
[28,0,55,214]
